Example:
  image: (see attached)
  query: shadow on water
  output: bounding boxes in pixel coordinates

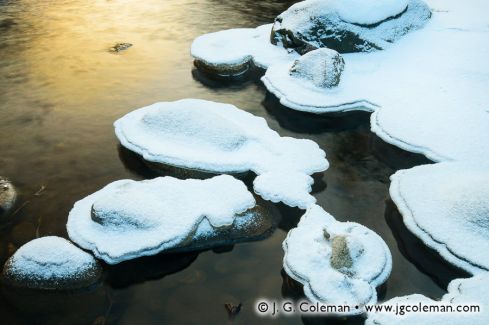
[262,92,371,134]
[117,145,159,180]
[118,144,326,198]
[275,203,304,232]
[118,144,256,186]
[191,66,263,90]
[106,252,200,289]
[371,135,433,170]
[0,283,113,325]
[384,199,471,289]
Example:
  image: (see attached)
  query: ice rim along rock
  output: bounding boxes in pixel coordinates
[114,99,329,209]
[271,0,431,54]
[67,175,278,264]
[365,274,489,324]
[390,161,489,274]
[282,205,392,315]
[264,0,489,162]
[191,24,299,77]
[1,236,102,290]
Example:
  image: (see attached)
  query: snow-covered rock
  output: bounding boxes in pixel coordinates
[0,177,17,218]
[67,175,276,264]
[114,99,328,209]
[365,274,489,324]
[191,24,299,77]
[336,0,410,26]
[390,162,489,274]
[1,236,102,290]
[271,0,430,54]
[282,205,392,314]
[264,0,489,162]
[289,48,345,88]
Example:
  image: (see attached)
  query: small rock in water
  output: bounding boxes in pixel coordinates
[289,48,345,88]
[0,177,17,218]
[1,236,102,290]
[109,42,132,53]
[225,302,242,321]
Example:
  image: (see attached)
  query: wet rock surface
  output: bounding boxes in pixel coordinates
[109,42,132,53]
[0,177,16,218]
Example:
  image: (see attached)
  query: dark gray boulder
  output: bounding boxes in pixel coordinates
[271,0,431,54]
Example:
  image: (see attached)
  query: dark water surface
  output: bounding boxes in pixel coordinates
[0,0,459,324]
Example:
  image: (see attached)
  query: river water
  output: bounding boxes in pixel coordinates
[0,0,460,324]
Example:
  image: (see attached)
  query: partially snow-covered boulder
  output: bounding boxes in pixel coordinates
[271,0,431,54]
[366,274,489,324]
[114,99,328,209]
[1,236,102,290]
[0,177,17,218]
[283,205,392,314]
[67,175,276,264]
[191,24,298,77]
[289,48,345,88]
[263,0,489,162]
[390,162,489,274]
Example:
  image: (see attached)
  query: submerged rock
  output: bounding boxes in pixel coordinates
[114,99,328,209]
[191,24,298,77]
[289,48,345,88]
[390,162,489,274]
[271,0,431,54]
[67,175,277,264]
[1,236,102,290]
[109,43,132,53]
[282,205,392,314]
[366,274,489,324]
[0,177,17,218]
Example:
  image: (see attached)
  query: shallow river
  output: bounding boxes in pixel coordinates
[0,0,465,324]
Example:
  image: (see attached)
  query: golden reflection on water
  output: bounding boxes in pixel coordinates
[15,0,202,108]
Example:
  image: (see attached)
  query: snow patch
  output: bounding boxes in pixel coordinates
[191,24,299,76]
[336,0,409,25]
[390,162,489,274]
[114,99,328,208]
[366,274,489,324]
